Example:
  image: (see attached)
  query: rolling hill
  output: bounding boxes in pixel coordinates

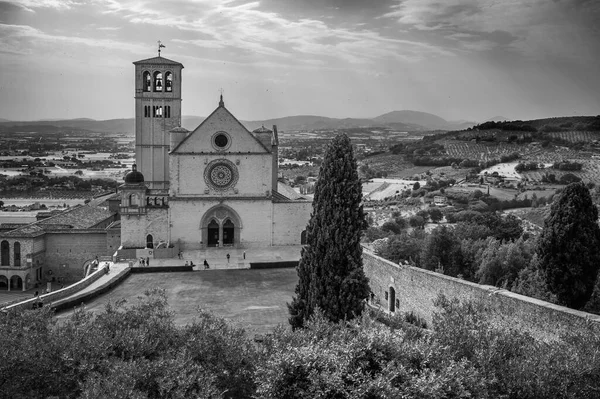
[0,110,481,135]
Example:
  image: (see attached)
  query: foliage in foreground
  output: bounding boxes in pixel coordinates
[1,291,599,398]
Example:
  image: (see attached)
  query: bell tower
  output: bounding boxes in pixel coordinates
[133,47,184,190]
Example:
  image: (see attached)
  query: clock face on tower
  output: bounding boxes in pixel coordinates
[204,159,239,191]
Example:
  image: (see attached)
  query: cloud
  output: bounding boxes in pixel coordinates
[0,22,145,55]
[93,0,451,67]
[384,0,600,60]
[6,0,79,11]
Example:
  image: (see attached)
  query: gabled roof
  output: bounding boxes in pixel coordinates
[275,182,309,202]
[133,56,184,67]
[171,104,270,153]
[2,205,115,238]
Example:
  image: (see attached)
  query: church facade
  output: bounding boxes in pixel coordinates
[119,55,311,251]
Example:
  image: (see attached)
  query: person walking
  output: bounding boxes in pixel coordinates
[203,259,210,269]
[226,253,230,263]
[146,257,150,267]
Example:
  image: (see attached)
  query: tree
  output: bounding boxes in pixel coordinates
[412,181,420,191]
[537,182,600,309]
[429,207,443,223]
[288,134,370,329]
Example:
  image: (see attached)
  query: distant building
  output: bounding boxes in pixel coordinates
[433,196,448,206]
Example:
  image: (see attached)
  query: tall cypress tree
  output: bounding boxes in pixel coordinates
[288,134,370,329]
[537,182,600,309]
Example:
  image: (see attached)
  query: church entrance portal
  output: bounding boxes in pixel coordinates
[207,220,220,247]
[201,206,242,248]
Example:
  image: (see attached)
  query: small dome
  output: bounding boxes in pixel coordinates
[169,126,189,134]
[124,164,145,184]
[252,125,272,134]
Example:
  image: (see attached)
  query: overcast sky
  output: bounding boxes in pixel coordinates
[1,0,599,122]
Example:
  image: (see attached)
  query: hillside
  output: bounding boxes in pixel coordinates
[0,110,479,135]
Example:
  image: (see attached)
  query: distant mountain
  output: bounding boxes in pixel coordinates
[373,110,477,130]
[0,110,481,135]
[0,118,11,122]
[486,116,509,122]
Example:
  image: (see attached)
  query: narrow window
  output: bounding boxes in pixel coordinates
[0,240,9,266]
[153,71,163,92]
[166,106,170,118]
[14,242,21,266]
[143,71,152,92]
[154,106,163,118]
[165,72,172,92]
[144,106,148,118]
[146,234,154,249]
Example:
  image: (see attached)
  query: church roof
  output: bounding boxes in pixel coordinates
[273,182,309,202]
[133,56,184,67]
[1,205,115,238]
[171,97,271,153]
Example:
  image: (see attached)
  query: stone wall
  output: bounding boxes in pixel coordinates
[273,201,311,245]
[45,231,110,281]
[362,248,600,342]
[120,208,168,248]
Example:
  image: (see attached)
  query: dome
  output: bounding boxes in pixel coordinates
[252,125,272,134]
[124,164,145,184]
[169,126,189,134]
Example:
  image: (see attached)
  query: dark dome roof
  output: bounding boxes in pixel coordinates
[124,164,145,184]
[252,125,272,133]
[169,126,189,134]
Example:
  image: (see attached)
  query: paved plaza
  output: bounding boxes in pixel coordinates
[56,268,299,336]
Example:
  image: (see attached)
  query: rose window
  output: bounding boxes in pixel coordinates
[210,165,233,187]
[204,159,239,191]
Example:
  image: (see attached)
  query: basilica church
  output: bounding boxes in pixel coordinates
[119,54,312,251]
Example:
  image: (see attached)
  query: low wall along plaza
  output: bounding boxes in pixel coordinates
[362,248,600,342]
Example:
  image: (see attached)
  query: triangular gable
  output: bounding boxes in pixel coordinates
[172,106,270,154]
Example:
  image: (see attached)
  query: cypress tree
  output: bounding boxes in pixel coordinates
[537,182,600,309]
[288,134,370,329]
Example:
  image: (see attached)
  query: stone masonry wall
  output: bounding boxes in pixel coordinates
[273,201,311,245]
[363,249,600,342]
[45,232,109,282]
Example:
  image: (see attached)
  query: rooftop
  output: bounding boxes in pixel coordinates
[2,205,115,237]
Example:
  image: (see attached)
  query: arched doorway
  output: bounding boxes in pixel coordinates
[10,276,22,291]
[0,276,8,290]
[207,220,219,247]
[200,205,243,248]
[389,287,396,312]
[146,234,154,249]
[223,219,234,245]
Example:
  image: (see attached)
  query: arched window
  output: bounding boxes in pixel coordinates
[165,71,172,92]
[0,240,9,266]
[153,71,163,92]
[154,106,163,117]
[146,234,154,249]
[129,194,138,206]
[14,242,21,267]
[143,71,152,92]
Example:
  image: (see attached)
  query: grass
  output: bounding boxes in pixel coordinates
[56,268,299,336]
